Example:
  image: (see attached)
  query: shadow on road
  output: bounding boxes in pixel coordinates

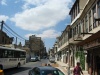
[4,67,31,75]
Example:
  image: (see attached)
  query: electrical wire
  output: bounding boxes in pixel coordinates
[3,26,25,41]
[1,21,43,49]
[4,23,26,40]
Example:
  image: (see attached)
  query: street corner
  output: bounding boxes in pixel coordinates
[50,63,59,67]
[41,63,48,66]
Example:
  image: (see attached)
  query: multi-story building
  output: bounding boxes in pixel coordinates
[53,41,58,61]
[25,40,30,48]
[57,25,70,63]
[55,0,100,75]
[68,0,88,69]
[29,35,45,58]
[76,0,100,75]
[0,30,13,45]
[48,48,54,58]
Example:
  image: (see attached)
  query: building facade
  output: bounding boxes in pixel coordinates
[28,35,45,58]
[0,30,13,45]
[53,0,100,75]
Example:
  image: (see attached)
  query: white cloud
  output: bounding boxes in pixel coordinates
[0,0,7,5]
[23,0,47,9]
[0,15,9,22]
[25,29,61,39]
[25,33,35,38]
[15,0,20,3]
[11,0,73,31]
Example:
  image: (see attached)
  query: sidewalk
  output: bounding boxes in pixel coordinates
[56,61,90,75]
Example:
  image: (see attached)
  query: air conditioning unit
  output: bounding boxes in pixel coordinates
[94,13,100,21]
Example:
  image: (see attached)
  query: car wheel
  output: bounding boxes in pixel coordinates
[28,71,32,75]
[17,63,21,68]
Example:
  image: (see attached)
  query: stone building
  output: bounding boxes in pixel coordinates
[54,0,100,75]
[0,30,13,45]
[26,35,46,58]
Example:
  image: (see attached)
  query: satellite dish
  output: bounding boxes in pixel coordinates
[94,13,97,19]
[94,13,100,21]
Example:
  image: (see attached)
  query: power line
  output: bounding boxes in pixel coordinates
[4,22,26,41]
[4,22,42,47]
[1,21,43,49]
[3,26,25,41]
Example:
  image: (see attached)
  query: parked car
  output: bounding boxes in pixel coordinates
[30,57,36,62]
[30,56,40,62]
[28,66,65,75]
[49,57,55,63]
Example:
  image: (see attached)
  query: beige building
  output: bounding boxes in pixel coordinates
[29,35,45,58]
[54,0,100,75]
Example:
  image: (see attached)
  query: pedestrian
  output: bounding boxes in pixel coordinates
[73,62,83,75]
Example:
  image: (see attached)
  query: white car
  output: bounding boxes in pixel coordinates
[49,57,55,63]
[30,57,37,62]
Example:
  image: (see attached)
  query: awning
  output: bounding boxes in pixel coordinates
[77,30,100,46]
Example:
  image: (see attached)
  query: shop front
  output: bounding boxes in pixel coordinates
[78,31,100,75]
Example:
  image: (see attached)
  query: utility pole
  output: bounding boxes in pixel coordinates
[0,21,4,44]
[15,37,17,48]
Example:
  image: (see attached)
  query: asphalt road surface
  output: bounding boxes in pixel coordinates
[4,59,50,75]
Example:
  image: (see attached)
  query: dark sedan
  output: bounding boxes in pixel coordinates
[28,66,65,75]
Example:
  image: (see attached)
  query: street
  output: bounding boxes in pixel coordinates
[4,59,50,75]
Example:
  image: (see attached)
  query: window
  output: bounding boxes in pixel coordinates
[2,37,4,43]
[79,23,81,34]
[58,70,65,75]
[97,0,100,25]
[73,28,75,36]
[73,9,75,19]
[75,5,77,17]
[2,49,8,58]
[74,27,76,35]
[76,25,78,34]
[14,51,20,58]
[92,5,97,28]
[85,16,88,33]
[89,11,92,31]
[20,52,26,58]
[68,28,72,38]
[32,68,40,75]
[8,50,14,58]
[71,12,73,22]
[81,20,85,36]
[0,49,3,58]
[78,1,80,13]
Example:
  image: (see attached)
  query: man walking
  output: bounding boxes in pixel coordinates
[73,62,83,75]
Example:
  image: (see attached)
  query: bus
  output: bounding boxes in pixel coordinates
[0,46,26,70]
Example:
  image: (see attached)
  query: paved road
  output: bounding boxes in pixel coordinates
[4,59,49,75]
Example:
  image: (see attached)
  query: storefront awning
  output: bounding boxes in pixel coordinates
[77,30,100,46]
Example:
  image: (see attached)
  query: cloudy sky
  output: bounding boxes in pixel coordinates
[0,0,74,51]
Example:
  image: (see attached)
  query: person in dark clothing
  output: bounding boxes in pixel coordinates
[73,62,83,75]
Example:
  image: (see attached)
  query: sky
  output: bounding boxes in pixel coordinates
[0,0,74,51]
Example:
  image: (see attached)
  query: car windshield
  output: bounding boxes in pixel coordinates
[41,70,65,75]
